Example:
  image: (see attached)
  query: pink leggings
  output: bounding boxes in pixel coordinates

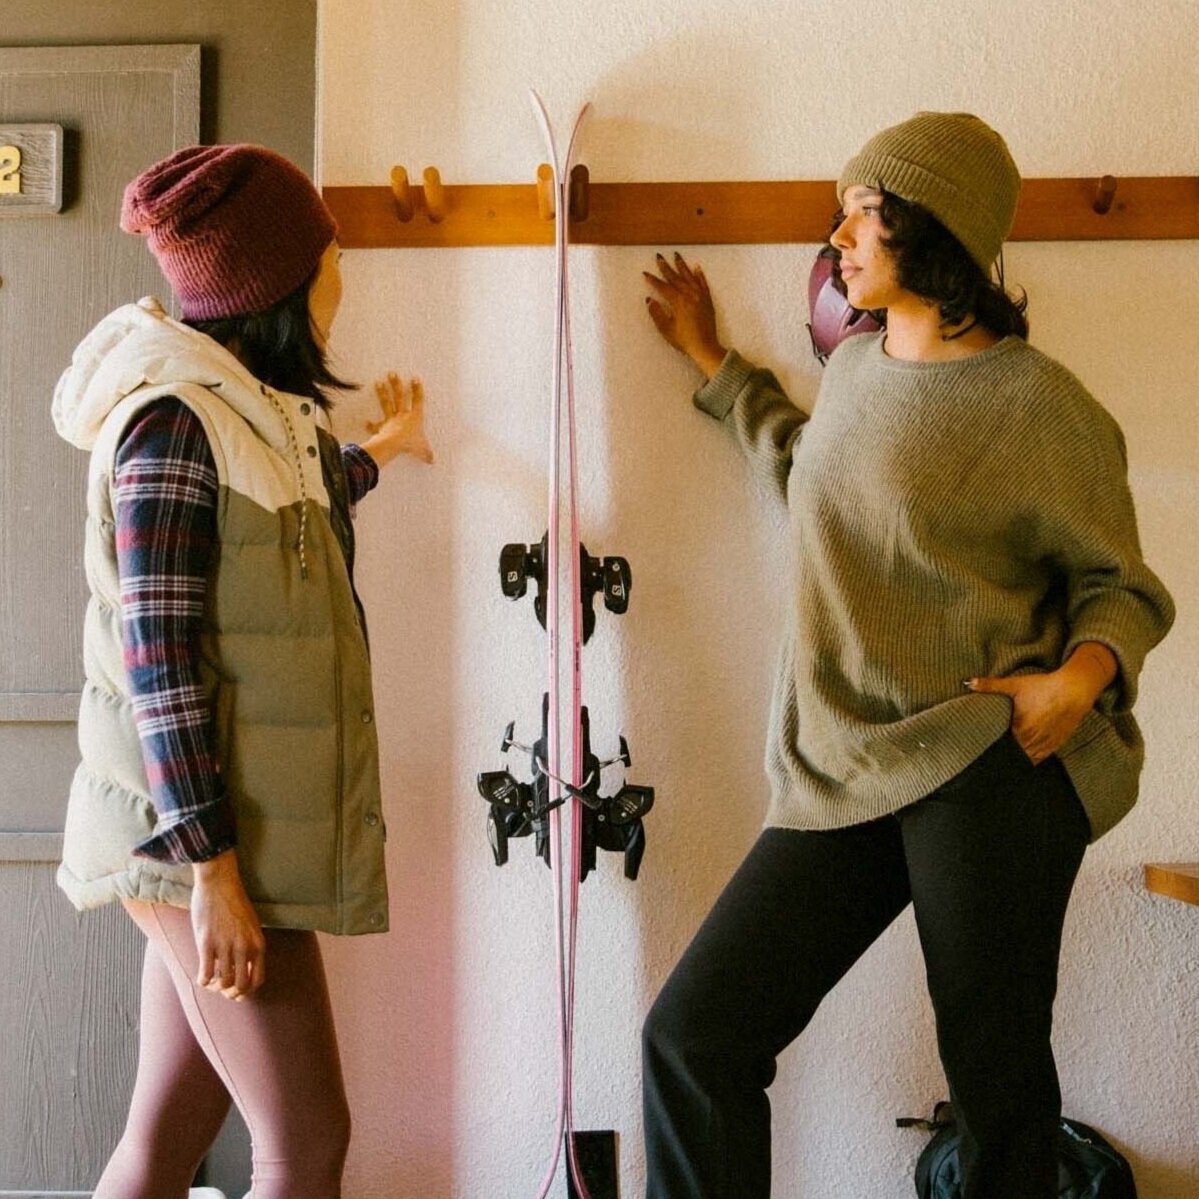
[94,900,350,1199]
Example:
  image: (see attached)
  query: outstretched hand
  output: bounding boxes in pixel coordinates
[362,372,435,468]
[643,252,728,379]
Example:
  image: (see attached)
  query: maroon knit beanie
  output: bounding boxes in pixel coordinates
[120,144,338,320]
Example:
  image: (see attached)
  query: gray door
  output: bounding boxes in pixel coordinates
[0,45,199,1195]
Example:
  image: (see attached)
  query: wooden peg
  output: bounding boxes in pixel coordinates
[423,166,446,223]
[536,163,555,221]
[1092,175,1118,215]
[389,166,413,222]
[568,163,590,223]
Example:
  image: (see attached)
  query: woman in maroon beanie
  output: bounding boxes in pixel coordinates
[52,143,431,1197]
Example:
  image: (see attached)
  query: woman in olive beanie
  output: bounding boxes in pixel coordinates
[55,144,433,1197]
[641,112,1172,1198]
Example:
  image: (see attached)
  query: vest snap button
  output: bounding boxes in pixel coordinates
[369,912,384,927]
[361,710,373,723]
[300,402,311,416]
[365,811,380,826]
[306,445,318,457]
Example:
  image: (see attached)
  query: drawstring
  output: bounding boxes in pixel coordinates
[264,386,311,579]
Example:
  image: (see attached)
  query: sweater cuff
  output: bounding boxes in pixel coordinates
[692,350,756,420]
[133,792,239,865]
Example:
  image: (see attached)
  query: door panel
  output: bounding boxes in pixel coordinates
[0,45,199,1194]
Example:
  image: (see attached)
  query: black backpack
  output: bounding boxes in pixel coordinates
[898,1101,1138,1198]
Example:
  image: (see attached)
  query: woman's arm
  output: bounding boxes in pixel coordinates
[968,393,1174,764]
[115,400,235,863]
[644,252,809,504]
[115,399,264,1000]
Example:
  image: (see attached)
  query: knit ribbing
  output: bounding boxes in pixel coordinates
[837,112,1021,270]
[695,336,1174,840]
[121,145,337,319]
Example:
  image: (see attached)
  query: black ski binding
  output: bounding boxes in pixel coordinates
[477,695,654,880]
[498,533,631,644]
[572,705,654,881]
[476,693,560,867]
[499,535,548,626]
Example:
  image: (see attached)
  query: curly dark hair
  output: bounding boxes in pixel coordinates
[185,266,356,410]
[826,192,1028,340]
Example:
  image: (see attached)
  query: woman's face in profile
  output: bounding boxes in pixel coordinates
[308,240,344,347]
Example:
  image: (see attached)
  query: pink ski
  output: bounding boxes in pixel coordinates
[477,92,654,1199]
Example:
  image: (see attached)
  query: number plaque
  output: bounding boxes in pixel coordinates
[0,124,63,216]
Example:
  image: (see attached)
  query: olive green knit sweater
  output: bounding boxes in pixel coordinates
[694,333,1174,840]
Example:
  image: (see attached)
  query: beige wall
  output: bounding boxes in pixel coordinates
[320,2,1199,1196]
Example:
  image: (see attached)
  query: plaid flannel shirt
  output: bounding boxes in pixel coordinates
[114,397,378,864]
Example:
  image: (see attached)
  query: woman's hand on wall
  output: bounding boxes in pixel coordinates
[643,252,728,379]
[967,642,1119,765]
[361,372,435,468]
[191,849,267,1001]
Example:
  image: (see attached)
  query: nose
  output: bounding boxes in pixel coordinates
[830,214,852,251]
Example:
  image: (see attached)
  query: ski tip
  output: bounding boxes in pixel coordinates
[529,89,558,171]
[563,102,593,170]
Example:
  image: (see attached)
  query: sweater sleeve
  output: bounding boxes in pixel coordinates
[693,349,810,504]
[1027,402,1175,712]
[114,398,238,864]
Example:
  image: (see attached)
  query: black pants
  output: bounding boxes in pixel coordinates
[642,733,1090,1199]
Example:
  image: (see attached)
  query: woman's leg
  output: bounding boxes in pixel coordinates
[901,733,1090,1199]
[123,899,352,1199]
[93,926,233,1199]
[642,821,912,1199]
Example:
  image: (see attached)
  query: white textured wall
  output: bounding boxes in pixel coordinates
[317,1,1199,1195]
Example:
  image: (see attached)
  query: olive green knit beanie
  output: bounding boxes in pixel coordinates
[837,112,1021,271]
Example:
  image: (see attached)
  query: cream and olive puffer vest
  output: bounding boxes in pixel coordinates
[52,297,388,935]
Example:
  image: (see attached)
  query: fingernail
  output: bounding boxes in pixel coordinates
[962,680,975,690]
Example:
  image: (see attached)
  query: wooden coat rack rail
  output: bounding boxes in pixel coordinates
[324,168,1199,249]
[1145,863,1199,907]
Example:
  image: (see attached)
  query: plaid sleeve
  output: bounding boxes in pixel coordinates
[113,398,237,864]
[341,443,380,505]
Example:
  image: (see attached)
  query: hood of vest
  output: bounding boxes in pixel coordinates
[52,296,296,456]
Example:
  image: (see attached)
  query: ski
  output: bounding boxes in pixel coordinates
[476,92,653,1198]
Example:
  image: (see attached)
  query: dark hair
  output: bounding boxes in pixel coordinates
[826,192,1029,340]
[185,268,355,410]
